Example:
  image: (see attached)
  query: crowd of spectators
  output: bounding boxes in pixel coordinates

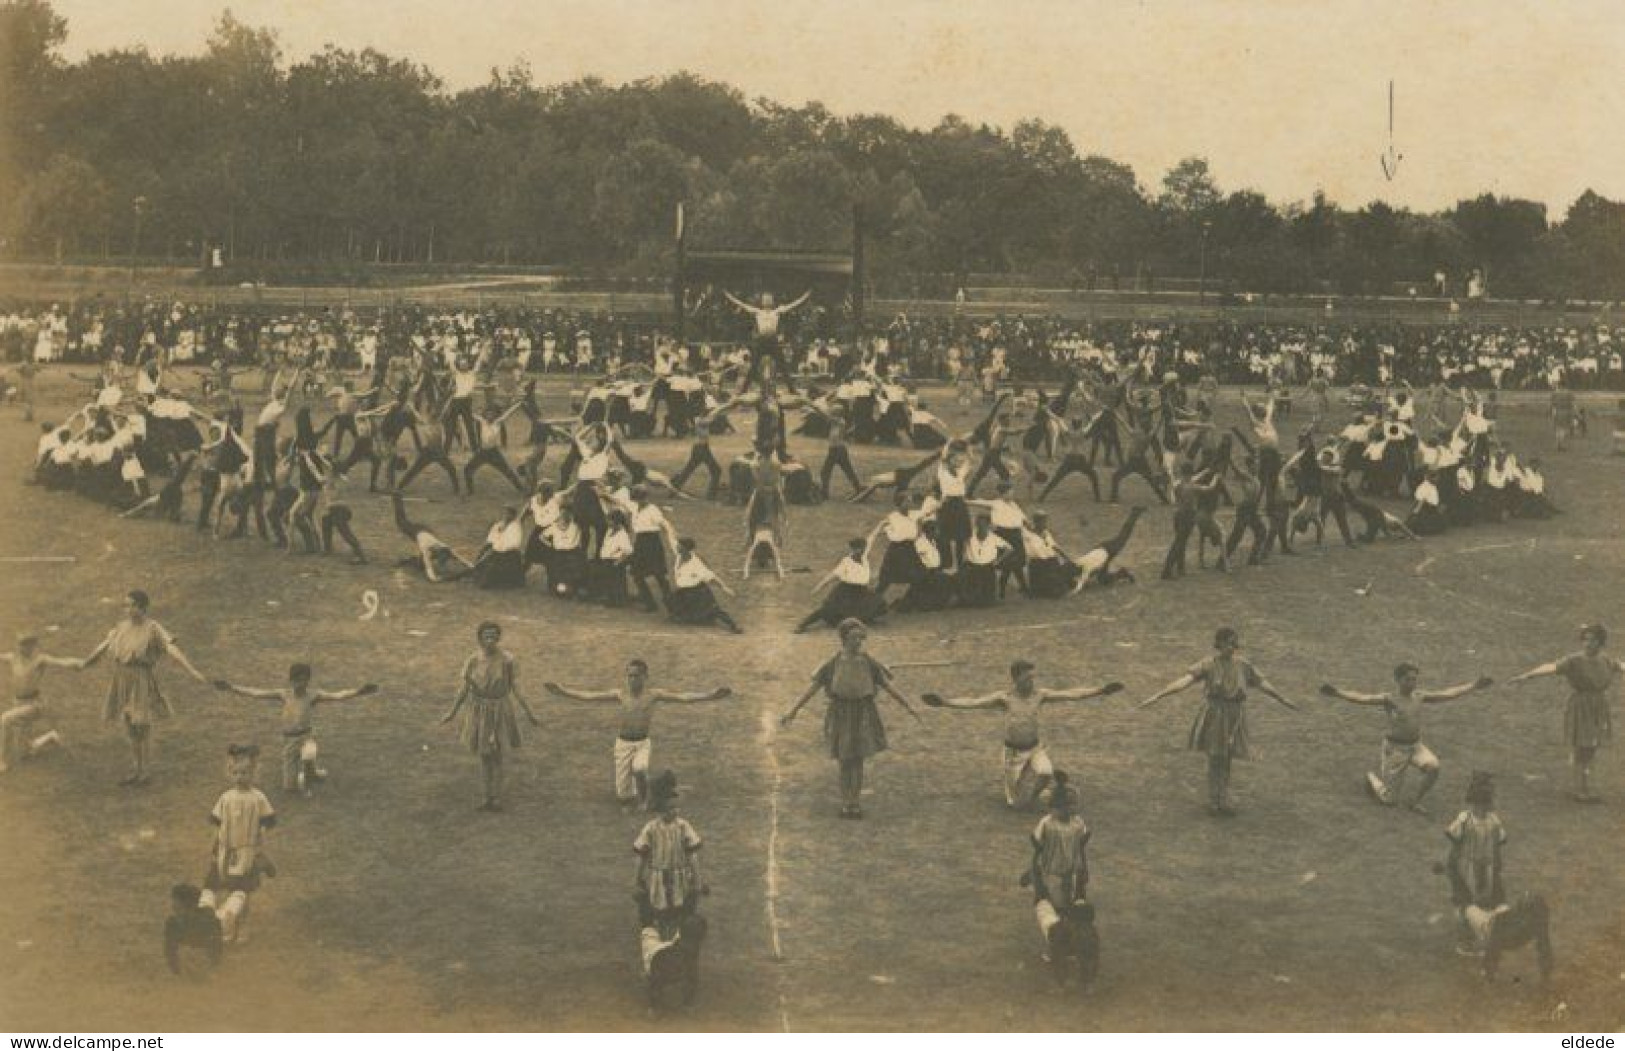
[4,296,1624,392]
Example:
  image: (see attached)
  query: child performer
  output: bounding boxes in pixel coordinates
[780,619,921,818]
[0,631,81,772]
[1019,771,1096,984]
[199,744,276,944]
[1440,771,1507,951]
[1506,623,1622,803]
[441,622,540,811]
[922,661,1123,808]
[634,771,707,929]
[1139,627,1299,816]
[212,665,380,795]
[1319,664,1493,813]
[545,660,731,810]
[82,589,209,785]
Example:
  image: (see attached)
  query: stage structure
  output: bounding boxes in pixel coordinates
[672,203,865,344]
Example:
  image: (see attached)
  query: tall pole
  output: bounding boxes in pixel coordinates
[128,196,148,295]
[850,205,865,340]
[1198,220,1211,304]
[673,201,687,345]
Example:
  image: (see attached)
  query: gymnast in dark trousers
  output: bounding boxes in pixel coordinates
[819,414,861,498]
[1068,506,1146,592]
[671,412,725,499]
[395,408,460,495]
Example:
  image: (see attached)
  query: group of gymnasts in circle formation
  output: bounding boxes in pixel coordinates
[27,293,1564,645]
[4,297,1591,1001]
[4,578,1610,998]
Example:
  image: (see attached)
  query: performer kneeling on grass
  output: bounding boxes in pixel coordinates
[1506,623,1621,803]
[391,492,476,583]
[441,622,540,812]
[545,660,731,811]
[922,661,1124,809]
[796,538,889,633]
[211,665,379,796]
[1319,663,1494,813]
[781,619,921,819]
[1139,627,1299,817]
[890,521,955,613]
[0,631,81,774]
[83,589,209,786]
[668,539,743,634]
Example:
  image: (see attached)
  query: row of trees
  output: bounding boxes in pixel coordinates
[3,0,1623,298]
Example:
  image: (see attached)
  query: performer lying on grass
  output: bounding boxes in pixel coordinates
[391,491,476,582]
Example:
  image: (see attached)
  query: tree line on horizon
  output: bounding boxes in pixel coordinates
[3,0,1623,300]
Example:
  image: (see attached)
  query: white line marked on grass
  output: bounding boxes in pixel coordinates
[0,555,77,562]
[759,705,792,1033]
[1413,538,1542,621]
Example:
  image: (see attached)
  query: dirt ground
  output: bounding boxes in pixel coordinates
[0,370,1621,1032]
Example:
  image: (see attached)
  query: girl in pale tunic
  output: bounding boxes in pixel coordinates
[441,622,540,811]
[1140,627,1298,816]
[781,619,921,819]
[82,590,208,785]
[1508,623,1623,803]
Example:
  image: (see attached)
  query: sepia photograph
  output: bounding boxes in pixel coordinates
[0,0,1622,1036]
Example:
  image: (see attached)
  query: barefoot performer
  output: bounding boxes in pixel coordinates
[82,589,208,785]
[441,622,540,811]
[1318,664,1493,813]
[1139,627,1298,816]
[780,619,921,819]
[922,660,1124,808]
[1506,623,1621,803]
[545,660,731,809]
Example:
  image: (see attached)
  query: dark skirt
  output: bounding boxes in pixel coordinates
[879,541,923,587]
[589,559,629,604]
[475,549,527,590]
[549,548,588,593]
[1566,690,1612,750]
[938,496,972,543]
[813,582,888,626]
[1026,556,1079,599]
[667,583,722,623]
[959,563,998,607]
[631,532,667,578]
[1189,698,1250,759]
[824,696,888,761]
[893,570,955,612]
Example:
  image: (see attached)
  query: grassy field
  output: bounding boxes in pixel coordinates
[0,371,1621,1032]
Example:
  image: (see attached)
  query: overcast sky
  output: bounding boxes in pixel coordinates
[47,0,1625,215]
